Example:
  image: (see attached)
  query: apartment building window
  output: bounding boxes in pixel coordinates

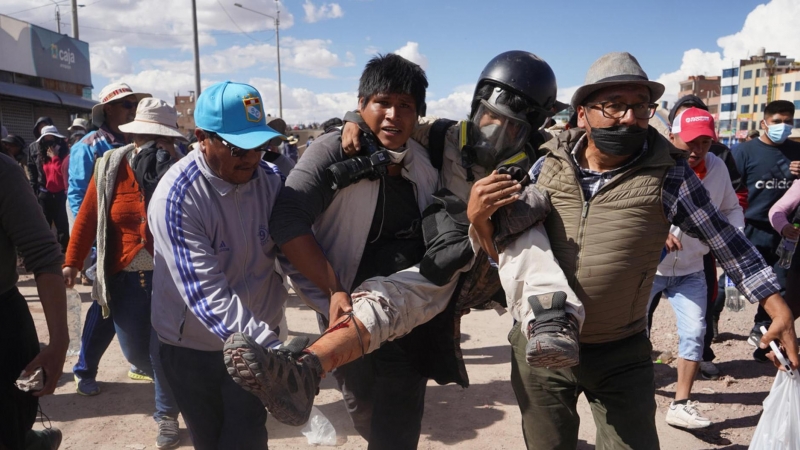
[721,103,736,112]
[708,105,718,114]
[723,68,739,78]
[761,103,766,112]
[741,87,751,96]
[796,81,800,91]
[722,85,738,95]
[795,119,800,128]
[761,85,767,95]
[756,69,761,77]
[786,83,792,92]
[794,100,800,109]
[743,70,752,79]
[752,122,758,130]
[741,105,750,113]
[718,120,732,130]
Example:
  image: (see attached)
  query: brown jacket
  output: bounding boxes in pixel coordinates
[537,127,680,344]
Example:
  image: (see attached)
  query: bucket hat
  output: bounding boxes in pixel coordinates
[118,98,185,138]
[571,52,664,108]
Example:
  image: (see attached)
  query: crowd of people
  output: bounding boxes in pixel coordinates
[1,48,799,450]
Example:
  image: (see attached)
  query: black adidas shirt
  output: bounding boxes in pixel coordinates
[733,138,800,223]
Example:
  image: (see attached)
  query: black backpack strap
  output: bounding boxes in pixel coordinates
[428,119,457,171]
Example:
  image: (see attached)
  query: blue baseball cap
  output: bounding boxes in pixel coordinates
[194,81,284,149]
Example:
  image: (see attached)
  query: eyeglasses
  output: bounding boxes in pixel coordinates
[41,139,58,147]
[586,101,658,120]
[205,131,267,157]
[109,99,138,110]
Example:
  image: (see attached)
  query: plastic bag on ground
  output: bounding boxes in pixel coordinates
[749,370,800,449]
[66,288,82,356]
[301,406,337,446]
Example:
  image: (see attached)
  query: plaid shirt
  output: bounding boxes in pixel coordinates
[530,135,780,303]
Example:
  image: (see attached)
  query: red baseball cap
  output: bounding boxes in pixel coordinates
[671,107,716,142]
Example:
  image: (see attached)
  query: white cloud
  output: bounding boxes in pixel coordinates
[364,45,380,55]
[393,42,428,70]
[248,77,355,124]
[654,49,724,106]
[557,85,580,107]
[302,0,344,23]
[426,84,473,120]
[3,0,295,50]
[90,45,133,78]
[654,0,800,107]
[108,69,214,105]
[716,0,800,62]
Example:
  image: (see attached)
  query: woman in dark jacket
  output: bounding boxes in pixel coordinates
[27,125,70,252]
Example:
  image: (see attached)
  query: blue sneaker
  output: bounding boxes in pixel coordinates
[74,375,100,396]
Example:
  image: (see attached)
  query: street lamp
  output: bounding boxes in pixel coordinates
[234,1,282,118]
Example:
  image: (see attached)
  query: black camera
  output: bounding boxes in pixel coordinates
[326,133,391,190]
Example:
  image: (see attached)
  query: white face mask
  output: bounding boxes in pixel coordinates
[385,148,407,164]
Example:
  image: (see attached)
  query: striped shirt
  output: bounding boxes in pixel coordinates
[530,135,781,303]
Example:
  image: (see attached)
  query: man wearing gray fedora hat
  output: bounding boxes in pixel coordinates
[467,52,798,448]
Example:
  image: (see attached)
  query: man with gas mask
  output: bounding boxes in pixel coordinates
[468,52,799,449]
[222,51,583,434]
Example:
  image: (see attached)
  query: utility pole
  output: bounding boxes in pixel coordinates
[234,2,283,117]
[191,0,202,95]
[71,0,79,39]
[275,0,282,118]
[55,5,61,34]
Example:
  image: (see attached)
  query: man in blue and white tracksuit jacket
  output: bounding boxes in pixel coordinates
[148,81,286,449]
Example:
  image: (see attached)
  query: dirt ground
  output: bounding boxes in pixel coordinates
[18,273,796,449]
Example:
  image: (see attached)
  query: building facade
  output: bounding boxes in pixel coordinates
[734,50,798,141]
[0,14,95,144]
[174,92,196,138]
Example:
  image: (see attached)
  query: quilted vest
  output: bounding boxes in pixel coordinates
[537,128,679,344]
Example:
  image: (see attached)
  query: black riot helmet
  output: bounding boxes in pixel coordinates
[470,51,558,130]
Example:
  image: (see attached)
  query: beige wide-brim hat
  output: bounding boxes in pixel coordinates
[92,82,151,127]
[570,52,665,108]
[118,98,185,138]
[68,118,90,133]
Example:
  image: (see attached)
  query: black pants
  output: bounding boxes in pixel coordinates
[0,287,41,450]
[744,222,788,331]
[160,343,267,450]
[38,191,69,253]
[332,340,427,450]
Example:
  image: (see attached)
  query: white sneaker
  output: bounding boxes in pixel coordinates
[666,400,711,429]
[700,361,720,380]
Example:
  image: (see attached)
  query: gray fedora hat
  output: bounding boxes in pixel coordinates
[570,52,665,108]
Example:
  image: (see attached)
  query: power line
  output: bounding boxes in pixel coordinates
[49,21,274,37]
[215,0,263,43]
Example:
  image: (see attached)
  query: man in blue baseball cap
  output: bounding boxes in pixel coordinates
[147,81,286,449]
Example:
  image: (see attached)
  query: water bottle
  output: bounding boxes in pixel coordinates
[724,275,744,312]
[776,222,800,269]
[66,288,83,356]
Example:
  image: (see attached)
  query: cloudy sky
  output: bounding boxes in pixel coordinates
[3,0,800,124]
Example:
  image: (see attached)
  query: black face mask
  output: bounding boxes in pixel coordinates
[587,119,648,157]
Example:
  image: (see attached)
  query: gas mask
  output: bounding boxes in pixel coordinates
[468,89,532,170]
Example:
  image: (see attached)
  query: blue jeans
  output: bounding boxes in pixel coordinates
[73,271,178,420]
[160,343,268,450]
[649,272,707,362]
